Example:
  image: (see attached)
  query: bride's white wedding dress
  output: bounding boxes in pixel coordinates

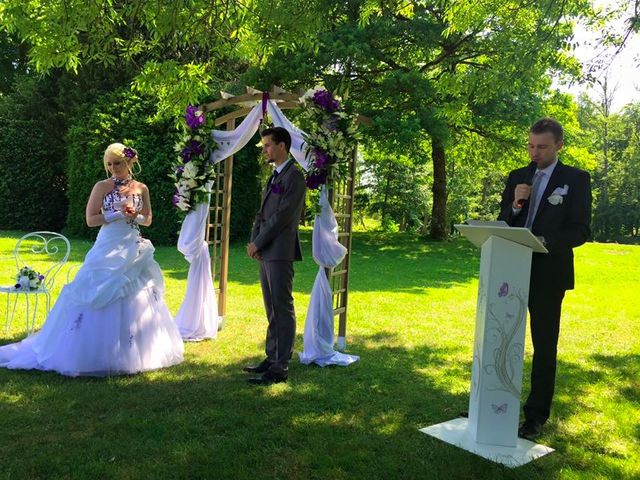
[0,181,184,376]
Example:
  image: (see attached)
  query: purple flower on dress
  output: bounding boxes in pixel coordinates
[38,274,45,281]
[123,147,136,158]
[313,149,330,169]
[312,89,340,112]
[185,105,205,129]
[305,170,328,190]
[498,282,509,297]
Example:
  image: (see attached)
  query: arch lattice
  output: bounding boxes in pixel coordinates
[201,86,358,347]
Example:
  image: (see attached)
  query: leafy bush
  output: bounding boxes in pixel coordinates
[0,75,68,232]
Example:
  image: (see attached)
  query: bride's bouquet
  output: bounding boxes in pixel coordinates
[15,266,45,290]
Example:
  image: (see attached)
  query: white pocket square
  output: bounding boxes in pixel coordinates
[552,184,569,195]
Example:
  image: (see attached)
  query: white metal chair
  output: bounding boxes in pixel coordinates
[1,231,71,335]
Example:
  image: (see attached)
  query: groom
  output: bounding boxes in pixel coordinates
[245,127,306,385]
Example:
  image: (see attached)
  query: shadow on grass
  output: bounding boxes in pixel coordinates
[1,334,636,479]
[159,231,480,294]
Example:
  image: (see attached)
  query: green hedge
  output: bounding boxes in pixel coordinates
[0,75,68,232]
[64,89,181,245]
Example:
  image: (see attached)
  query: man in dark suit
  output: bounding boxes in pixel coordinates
[245,127,306,385]
[498,118,592,439]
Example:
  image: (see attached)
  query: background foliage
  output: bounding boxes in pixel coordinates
[65,89,180,244]
[0,74,67,232]
[0,1,638,244]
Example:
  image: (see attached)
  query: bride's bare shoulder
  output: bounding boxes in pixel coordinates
[132,180,148,193]
[93,179,114,191]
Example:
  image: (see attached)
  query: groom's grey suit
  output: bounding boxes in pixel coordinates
[251,160,306,373]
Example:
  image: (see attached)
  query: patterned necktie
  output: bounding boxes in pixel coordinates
[525,170,544,229]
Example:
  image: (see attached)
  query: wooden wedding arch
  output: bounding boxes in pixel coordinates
[201,86,361,346]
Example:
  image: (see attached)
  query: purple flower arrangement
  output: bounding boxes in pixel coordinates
[185,105,205,129]
[300,87,358,190]
[305,170,328,190]
[171,104,217,215]
[312,89,340,112]
[180,139,205,163]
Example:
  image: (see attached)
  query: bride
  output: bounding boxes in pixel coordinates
[0,143,184,376]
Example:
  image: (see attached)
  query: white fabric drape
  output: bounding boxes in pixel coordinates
[209,101,310,171]
[174,199,220,340]
[209,105,265,164]
[266,101,310,171]
[299,188,360,366]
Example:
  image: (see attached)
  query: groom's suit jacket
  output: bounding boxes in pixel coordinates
[251,160,306,261]
[498,161,592,291]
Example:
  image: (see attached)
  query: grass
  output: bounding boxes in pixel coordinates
[0,229,638,479]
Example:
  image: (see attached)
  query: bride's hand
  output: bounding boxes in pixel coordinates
[123,206,137,219]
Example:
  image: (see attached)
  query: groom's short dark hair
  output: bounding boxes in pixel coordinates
[530,118,564,143]
[261,127,291,152]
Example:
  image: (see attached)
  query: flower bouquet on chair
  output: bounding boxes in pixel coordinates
[15,266,44,291]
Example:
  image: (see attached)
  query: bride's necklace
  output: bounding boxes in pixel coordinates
[111,175,132,189]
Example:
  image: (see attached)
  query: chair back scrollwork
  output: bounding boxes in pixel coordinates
[13,231,71,291]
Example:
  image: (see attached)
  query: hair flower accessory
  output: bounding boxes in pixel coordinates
[123,146,137,158]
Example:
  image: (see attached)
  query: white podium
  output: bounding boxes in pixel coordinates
[420,223,555,467]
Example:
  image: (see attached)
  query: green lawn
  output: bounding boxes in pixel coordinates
[0,229,638,479]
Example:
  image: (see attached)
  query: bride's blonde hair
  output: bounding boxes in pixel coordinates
[103,142,142,177]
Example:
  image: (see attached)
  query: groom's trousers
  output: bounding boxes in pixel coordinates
[259,260,296,372]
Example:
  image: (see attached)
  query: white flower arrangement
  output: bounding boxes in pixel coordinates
[15,266,44,290]
[170,105,218,216]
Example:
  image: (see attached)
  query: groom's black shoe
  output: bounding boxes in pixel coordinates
[243,358,272,374]
[518,419,543,440]
[247,369,288,385]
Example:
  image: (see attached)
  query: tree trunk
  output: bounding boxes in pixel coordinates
[430,136,448,240]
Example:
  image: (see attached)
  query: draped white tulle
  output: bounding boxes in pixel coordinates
[299,188,360,366]
[209,101,310,171]
[174,199,220,340]
[0,221,184,376]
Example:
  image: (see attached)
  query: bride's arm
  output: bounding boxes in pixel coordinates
[86,182,109,227]
[137,184,153,227]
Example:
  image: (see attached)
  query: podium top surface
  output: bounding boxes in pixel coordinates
[455,223,548,253]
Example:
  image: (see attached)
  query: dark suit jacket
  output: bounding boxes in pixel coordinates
[498,161,592,291]
[251,160,306,261]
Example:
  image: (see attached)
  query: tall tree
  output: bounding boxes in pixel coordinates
[246,0,594,238]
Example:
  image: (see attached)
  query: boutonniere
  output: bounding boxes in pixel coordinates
[548,184,569,205]
[271,182,284,195]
